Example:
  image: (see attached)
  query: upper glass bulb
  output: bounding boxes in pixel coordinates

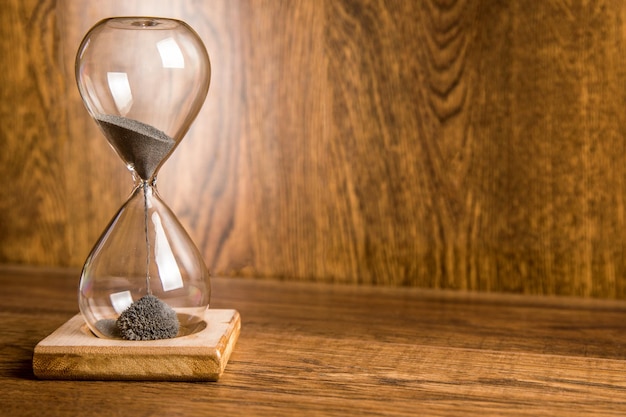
[76,17,211,180]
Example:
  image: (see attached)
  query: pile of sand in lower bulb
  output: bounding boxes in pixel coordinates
[116,295,180,340]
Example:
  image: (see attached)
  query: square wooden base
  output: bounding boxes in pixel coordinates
[32,309,240,381]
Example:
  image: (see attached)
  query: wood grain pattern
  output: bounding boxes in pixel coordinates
[33,310,240,381]
[3,265,626,416]
[0,0,70,265]
[2,0,626,297]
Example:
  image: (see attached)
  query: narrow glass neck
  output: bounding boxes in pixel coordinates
[133,173,158,190]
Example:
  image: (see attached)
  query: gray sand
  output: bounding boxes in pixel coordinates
[94,115,180,341]
[96,114,176,180]
[116,294,180,340]
[94,318,122,338]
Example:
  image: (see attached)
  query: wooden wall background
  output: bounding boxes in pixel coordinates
[2,0,626,298]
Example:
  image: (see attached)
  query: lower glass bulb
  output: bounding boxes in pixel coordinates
[79,181,211,340]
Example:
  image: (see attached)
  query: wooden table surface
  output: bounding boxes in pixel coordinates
[2,265,626,416]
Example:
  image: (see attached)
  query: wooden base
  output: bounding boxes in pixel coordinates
[32,309,241,381]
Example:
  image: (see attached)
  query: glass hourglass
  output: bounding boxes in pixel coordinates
[75,17,211,340]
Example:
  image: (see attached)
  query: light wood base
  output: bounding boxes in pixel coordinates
[32,309,241,381]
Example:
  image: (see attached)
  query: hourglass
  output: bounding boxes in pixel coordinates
[76,16,212,341]
[33,17,240,381]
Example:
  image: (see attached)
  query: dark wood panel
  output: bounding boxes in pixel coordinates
[2,0,626,297]
[0,0,70,265]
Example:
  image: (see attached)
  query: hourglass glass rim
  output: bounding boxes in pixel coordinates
[104,16,184,31]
